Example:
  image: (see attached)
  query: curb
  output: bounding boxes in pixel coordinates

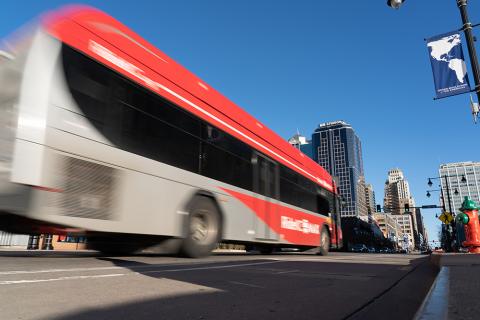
[413,265,449,320]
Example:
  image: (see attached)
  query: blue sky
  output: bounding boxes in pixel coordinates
[2,0,479,243]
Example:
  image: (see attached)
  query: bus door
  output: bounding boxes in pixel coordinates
[331,195,342,248]
[253,153,278,241]
[318,188,340,248]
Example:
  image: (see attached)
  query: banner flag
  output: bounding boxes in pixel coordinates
[426,31,471,99]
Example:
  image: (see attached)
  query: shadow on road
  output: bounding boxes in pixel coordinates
[43,255,437,320]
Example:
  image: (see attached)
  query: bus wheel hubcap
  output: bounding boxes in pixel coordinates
[190,211,215,244]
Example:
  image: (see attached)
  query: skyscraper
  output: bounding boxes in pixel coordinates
[383,168,419,249]
[287,133,313,159]
[439,162,480,215]
[384,169,415,215]
[365,183,376,216]
[415,208,428,249]
[311,121,367,219]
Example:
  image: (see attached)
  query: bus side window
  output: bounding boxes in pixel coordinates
[316,194,330,215]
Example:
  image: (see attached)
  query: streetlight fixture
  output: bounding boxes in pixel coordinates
[427,178,433,187]
[426,191,431,198]
[454,189,459,196]
[461,175,467,183]
[387,0,406,9]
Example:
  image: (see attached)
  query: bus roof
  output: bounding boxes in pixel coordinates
[42,5,335,192]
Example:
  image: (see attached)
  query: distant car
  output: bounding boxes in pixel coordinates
[351,244,368,253]
[379,247,389,253]
[367,246,376,253]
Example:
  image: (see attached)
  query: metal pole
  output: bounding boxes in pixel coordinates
[444,176,454,213]
[444,175,457,251]
[439,188,447,212]
[457,0,480,102]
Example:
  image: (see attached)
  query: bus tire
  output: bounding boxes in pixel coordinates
[180,196,221,258]
[317,227,330,256]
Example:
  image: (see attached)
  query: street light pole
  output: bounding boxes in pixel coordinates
[443,175,454,214]
[428,174,462,252]
[457,0,480,103]
[443,175,456,252]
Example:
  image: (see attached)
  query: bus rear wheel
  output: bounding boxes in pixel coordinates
[317,227,330,256]
[180,196,221,258]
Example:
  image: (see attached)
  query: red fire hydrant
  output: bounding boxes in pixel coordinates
[457,197,480,254]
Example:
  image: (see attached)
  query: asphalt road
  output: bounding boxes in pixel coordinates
[0,251,437,320]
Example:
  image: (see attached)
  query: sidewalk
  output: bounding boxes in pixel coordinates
[415,253,480,320]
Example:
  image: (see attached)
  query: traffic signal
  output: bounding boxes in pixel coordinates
[376,204,381,212]
[404,203,410,212]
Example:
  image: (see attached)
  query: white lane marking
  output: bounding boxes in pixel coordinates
[0,260,281,277]
[0,261,283,286]
[229,281,265,288]
[275,269,299,274]
[143,260,282,274]
[0,266,123,275]
[269,259,411,266]
[0,273,125,285]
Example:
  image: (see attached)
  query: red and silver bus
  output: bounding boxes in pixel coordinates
[0,6,342,257]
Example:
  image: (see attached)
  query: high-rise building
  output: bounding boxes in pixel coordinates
[365,183,376,216]
[439,162,480,215]
[384,169,415,215]
[287,133,313,158]
[391,214,414,250]
[374,212,402,247]
[311,120,367,219]
[415,208,428,249]
[383,168,419,249]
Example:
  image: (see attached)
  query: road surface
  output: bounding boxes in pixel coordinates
[0,251,437,320]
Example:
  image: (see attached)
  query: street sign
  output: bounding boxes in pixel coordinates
[438,213,447,223]
[422,205,438,209]
[438,212,454,224]
[445,212,454,223]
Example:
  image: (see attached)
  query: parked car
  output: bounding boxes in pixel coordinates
[351,244,368,253]
[367,246,376,253]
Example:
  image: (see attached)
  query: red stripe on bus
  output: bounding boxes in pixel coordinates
[220,187,329,247]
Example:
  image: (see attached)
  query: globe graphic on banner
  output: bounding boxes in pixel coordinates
[427,33,470,98]
[428,34,467,83]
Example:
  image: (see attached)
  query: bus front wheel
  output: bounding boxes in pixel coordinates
[180,196,221,258]
[317,227,330,256]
